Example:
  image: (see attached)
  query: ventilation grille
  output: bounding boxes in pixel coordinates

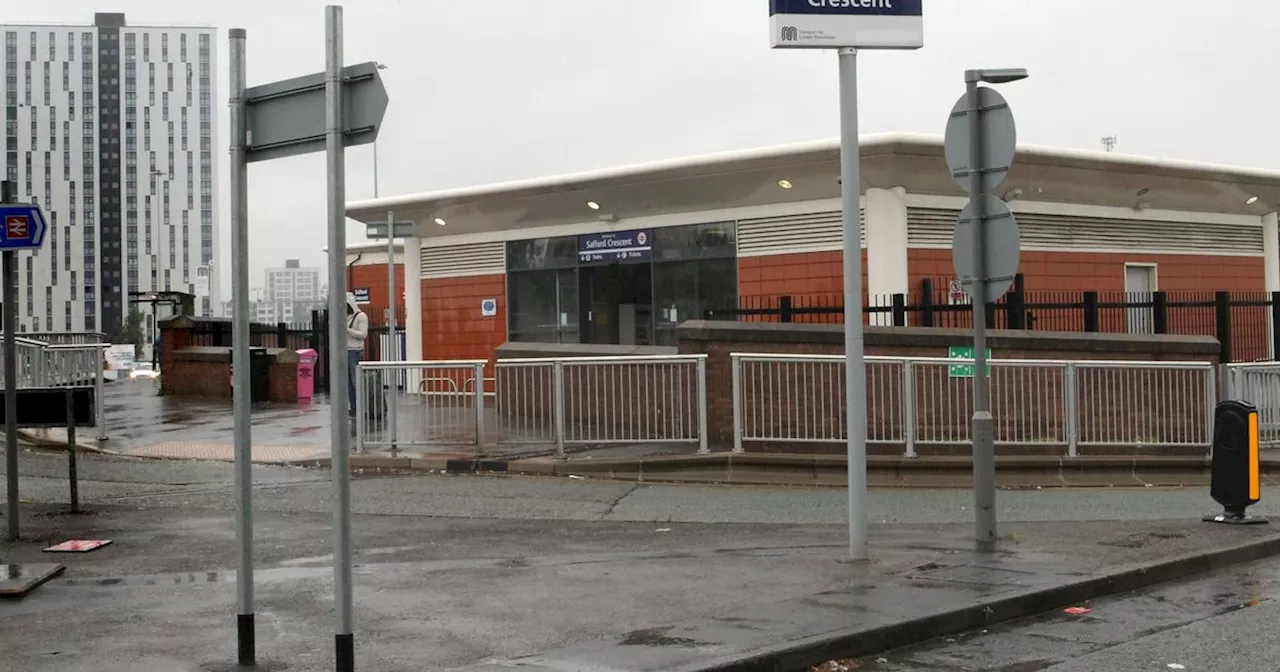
[420,241,506,279]
[907,207,1263,255]
[736,210,865,257]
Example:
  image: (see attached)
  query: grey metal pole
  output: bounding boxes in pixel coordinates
[372,141,379,199]
[95,344,106,441]
[228,27,256,666]
[965,72,997,551]
[837,48,868,561]
[3,179,18,541]
[386,211,397,455]
[325,7,355,672]
[65,388,78,514]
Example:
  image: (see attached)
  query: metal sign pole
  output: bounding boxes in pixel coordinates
[325,6,356,672]
[2,179,17,542]
[837,48,868,561]
[228,27,257,665]
[386,210,397,455]
[965,72,996,550]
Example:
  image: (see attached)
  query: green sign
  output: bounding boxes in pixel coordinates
[948,346,992,378]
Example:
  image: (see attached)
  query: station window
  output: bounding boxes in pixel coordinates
[504,222,738,347]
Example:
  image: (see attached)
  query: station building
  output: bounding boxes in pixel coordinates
[343,132,1280,367]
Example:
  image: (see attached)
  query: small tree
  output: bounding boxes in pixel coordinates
[125,311,147,358]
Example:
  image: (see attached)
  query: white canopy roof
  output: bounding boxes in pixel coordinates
[346,132,1280,240]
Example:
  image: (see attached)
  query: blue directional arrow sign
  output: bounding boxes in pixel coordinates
[0,204,48,251]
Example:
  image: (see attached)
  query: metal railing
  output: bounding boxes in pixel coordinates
[732,354,1215,457]
[496,355,709,458]
[355,360,486,454]
[0,339,107,439]
[0,338,50,389]
[1226,362,1280,447]
[45,344,108,439]
[24,331,107,345]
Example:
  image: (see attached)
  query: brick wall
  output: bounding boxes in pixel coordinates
[349,263,406,325]
[170,359,233,399]
[158,318,302,402]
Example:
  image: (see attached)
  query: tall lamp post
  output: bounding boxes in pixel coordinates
[373,62,388,198]
[150,168,164,366]
[960,68,1028,551]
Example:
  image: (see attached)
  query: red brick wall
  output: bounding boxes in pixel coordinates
[423,274,507,376]
[268,362,298,402]
[348,263,406,325]
[168,359,232,398]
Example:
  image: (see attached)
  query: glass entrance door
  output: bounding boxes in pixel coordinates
[580,263,653,345]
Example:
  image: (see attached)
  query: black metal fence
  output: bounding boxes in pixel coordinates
[189,311,329,392]
[185,307,410,395]
[705,275,1279,364]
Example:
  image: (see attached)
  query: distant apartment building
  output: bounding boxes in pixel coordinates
[1,13,219,343]
[266,259,321,304]
[220,260,326,324]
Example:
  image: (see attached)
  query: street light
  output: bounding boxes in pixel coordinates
[373,62,388,198]
[961,67,1028,552]
[149,167,164,364]
[967,68,1029,85]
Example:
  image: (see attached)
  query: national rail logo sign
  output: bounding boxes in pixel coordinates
[769,0,924,50]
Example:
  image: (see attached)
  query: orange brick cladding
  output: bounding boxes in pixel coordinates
[739,250,868,297]
[739,249,1264,299]
[423,274,506,374]
[909,249,1264,293]
[348,263,406,324]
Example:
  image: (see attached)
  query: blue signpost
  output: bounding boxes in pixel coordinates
[0,204,48,251]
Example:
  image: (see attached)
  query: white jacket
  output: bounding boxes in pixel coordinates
[345,292,369,351]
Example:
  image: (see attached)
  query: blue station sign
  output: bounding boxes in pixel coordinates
[770,0,924,50]
[0,203,49,251]
[578,229,652,264]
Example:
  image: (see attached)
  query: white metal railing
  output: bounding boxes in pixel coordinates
[0,338,50,389]
[496,355,708,458]
[355,360,486,454]
[732,353,1215,457]
[0,339,107,438]
[25,332,107,346]
[46,344,108,437]
[1226,362,1280,447]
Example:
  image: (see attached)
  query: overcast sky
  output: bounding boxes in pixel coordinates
[7,0,1276,295]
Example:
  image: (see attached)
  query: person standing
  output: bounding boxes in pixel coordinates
[345,292,369,416]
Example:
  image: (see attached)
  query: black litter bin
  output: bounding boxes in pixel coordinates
[249,347,270,403]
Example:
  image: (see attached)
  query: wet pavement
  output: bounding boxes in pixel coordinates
[2,450,1279,671]
[852,553,1280,671]
[57,380,621,463]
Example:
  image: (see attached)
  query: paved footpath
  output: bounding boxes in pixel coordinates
[2,450,1280,672]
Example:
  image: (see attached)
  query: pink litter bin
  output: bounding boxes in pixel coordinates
[296,349,318,401]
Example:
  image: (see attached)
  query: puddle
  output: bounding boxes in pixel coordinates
[620,627,712,648]
[61,566,330,589]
